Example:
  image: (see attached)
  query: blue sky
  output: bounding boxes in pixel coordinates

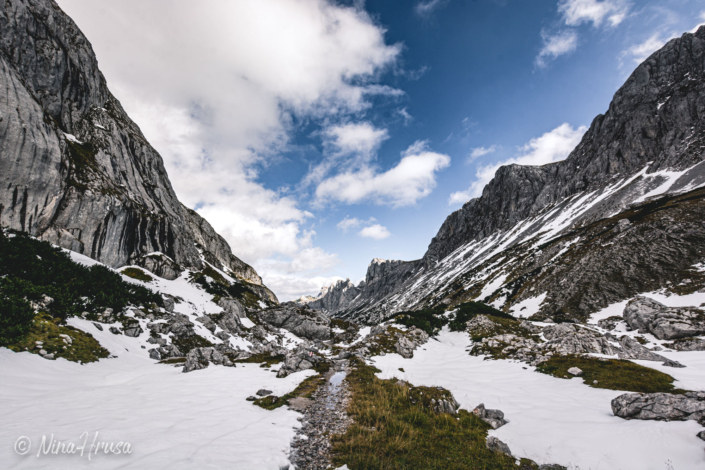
[58,0,705,300]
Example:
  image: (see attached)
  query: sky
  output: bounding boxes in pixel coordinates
[56,0,705,301]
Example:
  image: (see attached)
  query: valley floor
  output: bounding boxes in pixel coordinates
[373,328,705,470]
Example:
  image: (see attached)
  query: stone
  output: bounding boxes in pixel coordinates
[567,367,583,376]
[93,323,103,331]
[149,349,161,360]
[697,430,705,441]
[612,392,705,424]
[246,396,257,402]
[472,403,508,429]
[597,316,622,331]
[256,389,273,397]
[486,436,512,456]
[109,326,121,335]
[38,349,47,355]
[623,297,705,340]
[182,347,232,373]
[542,323,619,356]
[123,322,143,337]
[43,353,54,359]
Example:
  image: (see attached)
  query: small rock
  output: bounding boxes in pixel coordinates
[39,349,47,355]
[486,436,512,456]
[246,396,257,402]
[109,326,122,335]
[93,322,103,331]
[256,389,273,397]
[473,403,508,429]
[697,430,705,441]
[44,353,54,360]
[567,367,583,376]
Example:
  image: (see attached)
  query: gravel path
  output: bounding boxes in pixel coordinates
[289,361,352,470]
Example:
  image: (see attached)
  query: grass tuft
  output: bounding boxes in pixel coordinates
[535,355,687,393]
[120,267,154,283]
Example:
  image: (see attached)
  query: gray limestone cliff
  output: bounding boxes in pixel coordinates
[0,0,276,301]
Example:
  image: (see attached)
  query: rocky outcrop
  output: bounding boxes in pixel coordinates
[257,303,331,341]
[612,392,705,424]
[623,296,705,340]
[0,0,274,302]
[277,346,324,378]
[542,324,620,356]
[316,27,705,325]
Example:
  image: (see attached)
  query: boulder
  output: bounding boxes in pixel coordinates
[256,389,273,397]
[618,336,685,368]
[611,392,705,424]
[623,297,705,340]
[597,316,622,331]
[543,323,619,355]
[277,348,322,378]
[472,403,508,429]
[394,327,429,359]
[485,436,511,456]
[109,326,121,335]
[217,297,247,318]
[567,367,583,376]
[182,347,234,373]
[93,323,103,331]
[123,322,143,337]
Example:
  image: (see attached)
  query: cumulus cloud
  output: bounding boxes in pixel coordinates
[337,216,363,232]
[315,140,451,207]
[467,145,497,162]
[558,0,630,27]
[57,0,401,300]
[449,123,587,205]
[359,224,392,240]
[536,29,579,67]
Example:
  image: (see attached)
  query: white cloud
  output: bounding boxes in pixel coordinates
[315,140,451,207]
[690,11,705,33]
[558,0,630,28]
[336,216,375,232]
[449,123,587,205]
[468,145,497,162]
[57,0,401,300]
[359,224,391,240]
[623,33,671,64]
[415,0,449,17]
[536,29,579,67]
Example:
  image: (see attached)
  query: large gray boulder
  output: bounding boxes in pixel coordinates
[485,436,511,456]
[623,297,705,340]
[664,338,705,351]
[257,303,331,341]
[276,348,322,378]
[182,347,234,373]
[612,392,705,424]
[542,323,619,355]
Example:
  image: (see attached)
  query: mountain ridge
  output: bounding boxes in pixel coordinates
[312,26,705,324]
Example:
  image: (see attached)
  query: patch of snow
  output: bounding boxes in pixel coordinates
[372,328,705,469]
[478,273,507,300]
[510,293,547,318]
[94,123,106,130]
[587,300,630,324]
[63,133,83,144]
[257,300,268,309]
[240,317,256,329]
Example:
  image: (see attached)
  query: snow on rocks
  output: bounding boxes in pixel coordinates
[612,391,705,424]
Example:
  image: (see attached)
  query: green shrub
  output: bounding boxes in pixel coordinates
[393,301,515,336]
[0,230,163,323]
[0,295,35,346]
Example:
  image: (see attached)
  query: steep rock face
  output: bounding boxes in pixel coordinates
[315,27,705,324]
[309,258,421,315]
[0,0,275,301]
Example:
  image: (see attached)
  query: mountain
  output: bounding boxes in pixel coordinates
[0,0,276,302]
[313,26,705,324]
